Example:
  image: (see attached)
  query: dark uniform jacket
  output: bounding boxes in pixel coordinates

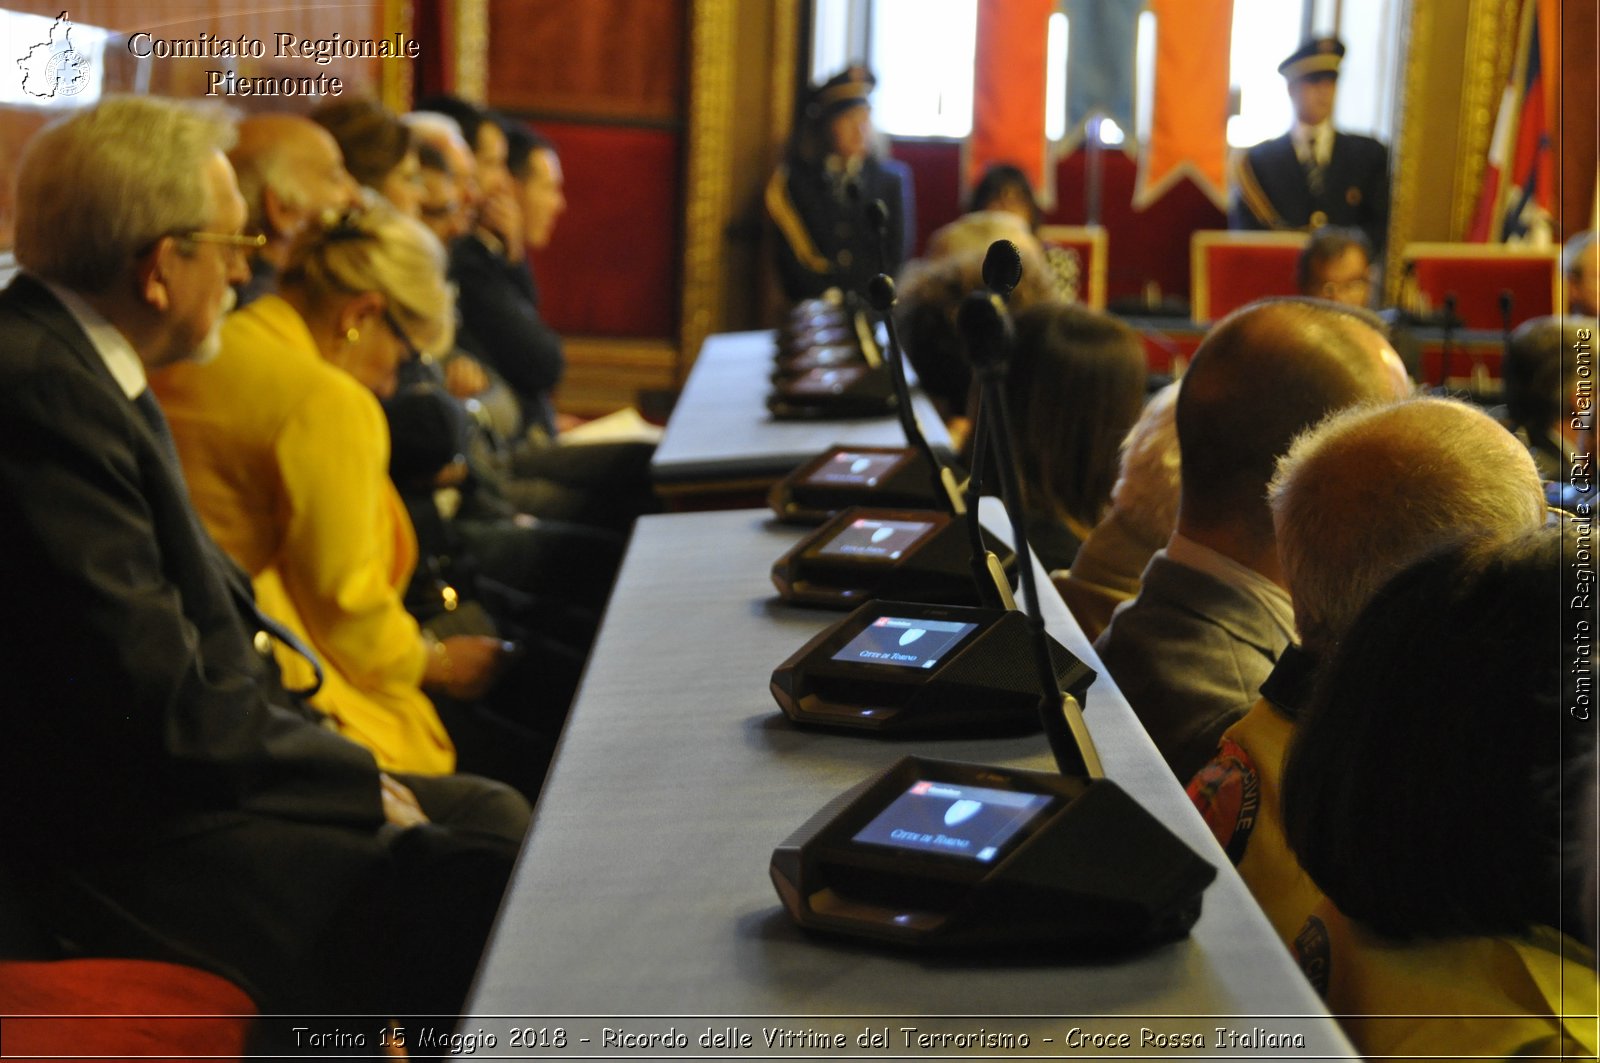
[1229,131,1389,253]
[767,154,915,302]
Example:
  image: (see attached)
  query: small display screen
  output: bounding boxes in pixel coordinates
[852,780,1053,863]
[802,450,910,489]
[831,615,978,670]
[787,366,865,396]
[816,517,935,562]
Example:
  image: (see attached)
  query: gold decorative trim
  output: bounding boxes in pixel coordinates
[765,167,832,273]
[1450,0,1522,240]
[1386,0,1431,305]
[379,0,414,112]
[1231,152,1285,230]
[769,0,799,161]
[453,0,488,104]
[679,0,738,380]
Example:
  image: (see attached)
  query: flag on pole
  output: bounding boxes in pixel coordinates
[1062,0,1143,154]
[967,0,1053,201]
[1134,0,1233,211]
[1467,0,1557,242]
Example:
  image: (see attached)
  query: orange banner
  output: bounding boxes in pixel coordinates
[967,0,1053,203]
[1135,0,1234,210]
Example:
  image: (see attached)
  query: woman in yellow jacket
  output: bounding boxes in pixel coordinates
[1281,526,1597,1060]
[153,201,502,776]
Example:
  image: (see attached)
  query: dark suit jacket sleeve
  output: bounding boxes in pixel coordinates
[0,320,383,846]
[450,236,565,420]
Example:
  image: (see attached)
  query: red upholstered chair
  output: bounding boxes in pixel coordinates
[1400,242,1561,330]
[0,960,257,1060]
[1189,230,1309,323]
[1037,224,1109,309]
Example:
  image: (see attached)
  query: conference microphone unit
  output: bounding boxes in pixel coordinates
[770,239,1217,954]
[770,211,968,524]
[771,506,1017,610]
[769,755,1217,954]
[770,599,1088,735]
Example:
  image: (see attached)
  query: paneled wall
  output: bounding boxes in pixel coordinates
[473,0,688,414]
[0,0,391,251]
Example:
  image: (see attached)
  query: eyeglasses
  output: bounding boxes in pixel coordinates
[168,230,267,270]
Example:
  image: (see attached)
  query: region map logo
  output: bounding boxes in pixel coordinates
[18,10,90,99]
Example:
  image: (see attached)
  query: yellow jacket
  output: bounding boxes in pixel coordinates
[1188,696,1324,947]
[151,295,453,775]
[1296,902,1599,1060]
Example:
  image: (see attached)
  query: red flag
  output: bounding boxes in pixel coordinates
[967,0,1052,199]
[1467,0,1556,241]
[1135,0,1234,211]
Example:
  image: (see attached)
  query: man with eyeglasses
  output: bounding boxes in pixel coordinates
[1295,226,1373,308]
[0,96,526,1031]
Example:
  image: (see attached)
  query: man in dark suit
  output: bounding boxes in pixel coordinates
[1230,38,1390,255]
[0,96,525,1025]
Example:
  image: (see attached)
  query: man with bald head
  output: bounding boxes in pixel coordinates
[1094,298,1405,782]
[1188,396,1547,943]
[228,113,361,303]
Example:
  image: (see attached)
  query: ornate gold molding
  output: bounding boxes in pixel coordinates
[679,0,738,377]
[769,0,799,162]
[1450,0,1521,240]
[453,0,489,104]
[1386,0,1432,304]
[379,0,414,111]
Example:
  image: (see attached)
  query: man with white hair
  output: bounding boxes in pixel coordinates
[0,96,523,1024]
[227,112,361,304]
[1187,396,1548,944]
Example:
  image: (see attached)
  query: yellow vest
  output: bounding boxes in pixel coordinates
[1297,902,1600,1060]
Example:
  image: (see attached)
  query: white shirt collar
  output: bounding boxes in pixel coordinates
[1291,121,1332,166]
[38,276,148,400]
[1164,531,1298,641]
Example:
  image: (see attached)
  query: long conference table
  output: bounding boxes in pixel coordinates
[649,330,952,506]
[461,501,1356,1058]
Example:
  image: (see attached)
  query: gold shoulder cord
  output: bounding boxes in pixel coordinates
[765,166,833,275]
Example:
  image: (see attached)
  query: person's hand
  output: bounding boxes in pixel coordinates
[478,189,525,263]
[444,356,490,399]
[379,772,429,827]
[423,634,507,701]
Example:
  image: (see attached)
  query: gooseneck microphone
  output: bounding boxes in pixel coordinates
[957,244,1103,779]
[864,273,966,515]
[1437,293,1459,390]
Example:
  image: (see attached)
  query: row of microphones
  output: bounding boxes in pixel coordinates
[1429,288,1511,395]
[769,205,1014,607]
[769,238,1214,954]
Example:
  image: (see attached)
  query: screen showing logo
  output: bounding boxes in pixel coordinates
[831,615,978,670]
[802,449,909,489]
[816,517,935,562]
[787,365,865,396]
[852,779,1053,862]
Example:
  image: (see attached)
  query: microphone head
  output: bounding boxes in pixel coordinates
[1499,289,1514,316]
[844,176,864,205]
[982,239,1024,298]
[956,291,1015,375]
[865,273,897,314]
[865,198,890,235]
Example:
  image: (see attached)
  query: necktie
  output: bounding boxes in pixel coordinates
[1303,134,1326,199]
[132,389,325,697]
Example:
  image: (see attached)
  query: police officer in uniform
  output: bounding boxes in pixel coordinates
[766,65,915,302]
[1230,39,1389,255]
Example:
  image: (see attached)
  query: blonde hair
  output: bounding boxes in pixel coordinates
[281,193,454,356]
[16,96,236,292]
[1270,396,1547,651]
